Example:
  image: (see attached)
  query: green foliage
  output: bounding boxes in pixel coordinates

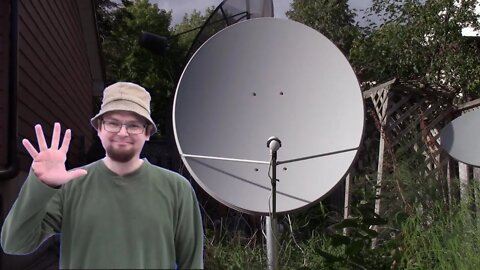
[97,2,231,136]
[286,0,359,55]
[351,0,480,95]
[286,0,480,96]
[102,0,172,83]
[172,6,234,66]
[203,184,480,269]
[203,216,335,269]
[95,0,121,41]
[172,8,215,53]
[278,229,336,269]
[204,229,266,270]
[98,0,185,136]
[400,199,480,269]
[313,199,402,269]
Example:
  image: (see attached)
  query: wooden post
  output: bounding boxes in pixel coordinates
[473,167,480,222]
[343,173,352,236]
[372,129,385,249]
[459,162,470,202]
[373,88,390,248]
[446,158,453,205]
[442,114,453,206]
[474,167,480,190]
[374,132,386,217]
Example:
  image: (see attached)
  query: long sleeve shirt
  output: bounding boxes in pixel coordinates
[1,159,204,269]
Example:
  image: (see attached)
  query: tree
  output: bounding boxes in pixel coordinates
[171,6,234,69]
[286,0,359,55]
[350,0,480,96]
[172,8,215,53]
[100,0,182,136]
[95,0,121,42]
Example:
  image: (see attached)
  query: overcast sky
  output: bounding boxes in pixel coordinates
[151,0,373,26]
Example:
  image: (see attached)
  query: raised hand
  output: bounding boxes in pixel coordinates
[22,123,87,187]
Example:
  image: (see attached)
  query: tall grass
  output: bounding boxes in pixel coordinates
[202,143,480,269]
[203,200,480,269]
[203,216,338,269]
[400,201,480,269]
[204,229,266,269]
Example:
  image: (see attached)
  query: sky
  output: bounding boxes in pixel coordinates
[151,0,373,26]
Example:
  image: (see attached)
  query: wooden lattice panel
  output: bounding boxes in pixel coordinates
[361,79,480,227]
[364,80,455,178]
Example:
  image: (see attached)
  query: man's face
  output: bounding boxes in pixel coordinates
[97,111,150,163]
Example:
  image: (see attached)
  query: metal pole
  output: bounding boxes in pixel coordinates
[266,216,278,270]
[267,150,278,270]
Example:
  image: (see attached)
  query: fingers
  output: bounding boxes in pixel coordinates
[60,129,72,153]
[51,122,61,150]
[22,139,39,159]
[31,123,72,154]
[35,124,48,152]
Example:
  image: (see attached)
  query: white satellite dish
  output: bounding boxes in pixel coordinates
[173,18,365,215]
[441,109,480,167]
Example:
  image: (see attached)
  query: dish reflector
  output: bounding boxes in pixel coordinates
[174,18,365,214]
[441,109,480,167]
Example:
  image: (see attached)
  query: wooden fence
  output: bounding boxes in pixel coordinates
[344,79,480,235]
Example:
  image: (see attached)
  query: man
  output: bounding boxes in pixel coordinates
[1,82,204,269]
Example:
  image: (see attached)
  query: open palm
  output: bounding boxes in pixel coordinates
[23,123,87,187]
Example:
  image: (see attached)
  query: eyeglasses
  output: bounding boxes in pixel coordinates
[102,120,147,134]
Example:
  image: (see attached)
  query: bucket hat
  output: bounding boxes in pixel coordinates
[90,82,157,134]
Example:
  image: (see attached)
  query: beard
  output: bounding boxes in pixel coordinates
[105,145,137,163]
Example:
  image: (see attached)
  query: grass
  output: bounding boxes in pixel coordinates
[400,202,480,269]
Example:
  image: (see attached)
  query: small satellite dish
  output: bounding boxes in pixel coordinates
[182,0,274,67]
[173,18,364,215]
[440,109,480,167]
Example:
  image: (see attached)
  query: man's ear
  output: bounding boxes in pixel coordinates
[145,125,154,139]
[146,125,154,138]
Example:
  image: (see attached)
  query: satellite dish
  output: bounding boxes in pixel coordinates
[183,0,274,67]
[173,18,365,215]
[440,109,480,167]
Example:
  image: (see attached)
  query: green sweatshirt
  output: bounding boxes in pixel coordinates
[1,159,204,269]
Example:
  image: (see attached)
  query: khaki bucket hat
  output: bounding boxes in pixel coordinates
[90,82,157,134]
